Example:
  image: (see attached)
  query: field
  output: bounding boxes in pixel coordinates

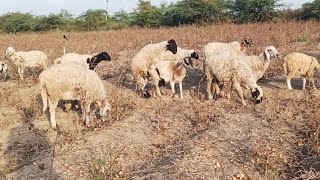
[1,21,320,179]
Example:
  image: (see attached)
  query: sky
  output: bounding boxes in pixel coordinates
[0,0,313,16]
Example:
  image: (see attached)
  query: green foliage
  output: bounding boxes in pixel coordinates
[1,12,37,33]
[163,0,232,26]
[300,0,320,20]
[0,0,317,33]
[231,0,282,23]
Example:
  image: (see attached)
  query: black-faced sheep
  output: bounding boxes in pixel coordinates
[54,51,111,70]
[5,47,48,81]
[0,61,8,80]
[283,52,320,90]
[39,63,111,129]
[131,39,177,98]
[150,57,193,99]
[205,54,263,106]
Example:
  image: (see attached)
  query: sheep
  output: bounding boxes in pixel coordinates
[131,39,177,98]
[5,47,48,81]
[162,47,199,61]
[205,54,263,106]
[215,46,279,99]
[39,63,111,129]
[150,57,194,99]
[0,61,8,80]
[283,52,320,90]
[54,51,111,70]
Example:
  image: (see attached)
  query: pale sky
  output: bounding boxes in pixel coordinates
[0,0,313,16]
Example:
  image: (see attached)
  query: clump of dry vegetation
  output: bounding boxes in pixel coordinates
[0,21,320,179]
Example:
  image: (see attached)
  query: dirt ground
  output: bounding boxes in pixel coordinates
[1,23,320,180]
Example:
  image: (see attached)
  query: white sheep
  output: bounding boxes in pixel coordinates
[131,39,177,98]
[203,37,253,58]
[150,57,194,99]
[54,51,111,70]
[216,46,278,99]
[5,47,48,81]
[283,52,320,90]
[162,47,199,61]
[205,54,263,106]
[0,61,8,80]
[39,63,111,129]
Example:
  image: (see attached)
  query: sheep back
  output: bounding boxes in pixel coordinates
[14,51,48,68]
[283,52,320,78]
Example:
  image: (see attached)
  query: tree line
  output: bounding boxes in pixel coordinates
[0,0,319,33]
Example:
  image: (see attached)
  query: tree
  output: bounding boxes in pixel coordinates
[231,0,282,23]
[1,12,36,33]
[299,0,320,20]
[132,0,165,27]
[163,0,232,26]
[77,9,107,31]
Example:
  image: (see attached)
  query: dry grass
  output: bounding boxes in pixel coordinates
[0,21,320,179]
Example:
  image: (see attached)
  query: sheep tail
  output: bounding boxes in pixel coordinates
[283,57,288,75]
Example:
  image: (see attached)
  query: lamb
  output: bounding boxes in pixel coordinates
[0,61,8,80]
[39,63,111,129]
[5,47,48,80]
[131,39,177,98]
[283,52,320,90]
[205,54,263,106]
[54,51,111,70]
[150,57,193,99]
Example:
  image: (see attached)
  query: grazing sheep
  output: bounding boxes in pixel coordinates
[205,54,263,106]
[54,51,111,70]
[217,46,279,99]
[131,39,177,98]
[0,61,8,80]
[39,63,111,129]
[283,52,320,90]
[5,47,48,81]
[151,57,193,99]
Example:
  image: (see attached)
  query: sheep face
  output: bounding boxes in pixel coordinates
[244,37,253,47]
[191,52,199,59]
[99,99,112,117]
[183,57,193,69]
[166,39,177,54]
[87,52,112,70]
[266,46,279,58]
[251,88,263,103]
[0,62,7,73]
[5,47,15,57]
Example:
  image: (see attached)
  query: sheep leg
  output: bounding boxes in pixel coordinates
[149,68,162,97]
[49,100,58,129]
[213,82,220,101]
[310,78,316,89]
[84,103,91,127]
[206,74,213,100]
[233,82,246,106]
[302,78,306,90]
[179,81,183,99]
[40,86,48,114]
[18,67,24,81]
[170,81,176,98]
[286,76,293,90]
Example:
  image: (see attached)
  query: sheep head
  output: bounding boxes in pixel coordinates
[251,88,263,104]
[5,47,15,57]
[266,46,279,58]
[0,62,7,73]
[166,39,177,54]
[191,52,199,60]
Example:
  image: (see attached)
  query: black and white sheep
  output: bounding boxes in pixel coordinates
[39,63,111,129]
[5,47,48,81]
[283,52,320,90]
[0,61,8,80]
[150,57,194,99]
[54,51,111,70]
[131,39,177,98]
